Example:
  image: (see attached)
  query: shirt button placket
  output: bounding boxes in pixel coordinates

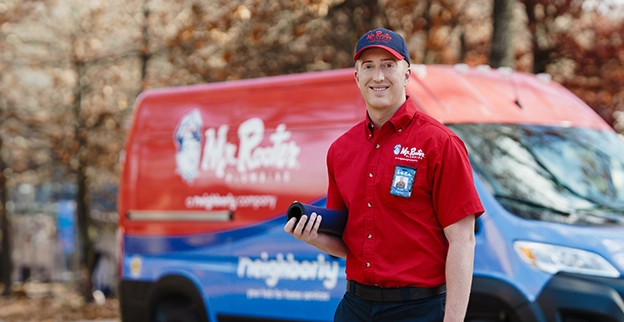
[364,139,381,281]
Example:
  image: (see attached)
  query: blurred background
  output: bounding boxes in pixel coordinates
[1,0,623,320]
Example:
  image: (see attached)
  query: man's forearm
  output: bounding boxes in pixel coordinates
[284,213,348,258]
[310,233,348,258]
[444,235,475,322]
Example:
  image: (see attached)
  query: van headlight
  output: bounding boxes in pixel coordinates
[513,241,621,278]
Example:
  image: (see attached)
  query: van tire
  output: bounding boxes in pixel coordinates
[148,276,209,322]
[154,306,200,322]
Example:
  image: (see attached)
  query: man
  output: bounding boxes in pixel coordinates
[284,28,484,322]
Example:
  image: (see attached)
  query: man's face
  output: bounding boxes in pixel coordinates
[355,48,410,114]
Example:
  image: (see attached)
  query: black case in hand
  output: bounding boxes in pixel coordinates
[286,201,348,237]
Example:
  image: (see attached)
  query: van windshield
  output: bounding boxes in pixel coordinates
[448,124,624,226]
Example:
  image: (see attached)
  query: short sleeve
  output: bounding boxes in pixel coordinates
[326,143,347,211]
[432,135,484,227]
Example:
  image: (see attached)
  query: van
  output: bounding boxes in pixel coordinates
[118,65,624,322]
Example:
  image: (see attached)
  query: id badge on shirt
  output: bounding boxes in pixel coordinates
[390,165,416,198]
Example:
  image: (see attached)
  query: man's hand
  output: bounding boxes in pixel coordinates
[284,213,322,244]
[284,212,348,258]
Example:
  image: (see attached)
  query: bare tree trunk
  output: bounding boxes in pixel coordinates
[458,27,467,63]
[72,58,95,302]
[0,136,12,296]
[523,0,551,73]
[422,0,436,64]
[140,0,151,91]
[490,0,516,68]
[76,161,94,301]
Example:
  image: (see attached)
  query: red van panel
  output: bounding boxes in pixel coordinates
[120,69,365,236]
[119,66,610,237]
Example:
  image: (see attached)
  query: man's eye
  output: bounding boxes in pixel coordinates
[384,63,395,68]
[363,65,373,70]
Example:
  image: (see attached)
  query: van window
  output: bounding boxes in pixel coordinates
[448,124,624,226]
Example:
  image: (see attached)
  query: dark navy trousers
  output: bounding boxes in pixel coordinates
[334,291,446,322]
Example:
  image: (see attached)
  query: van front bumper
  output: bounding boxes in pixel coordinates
[536,272,624,322]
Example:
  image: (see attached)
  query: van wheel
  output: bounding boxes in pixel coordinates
[154,305,201,322]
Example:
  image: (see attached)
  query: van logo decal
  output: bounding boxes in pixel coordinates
[173,109,302,185]
[174,109,204,184]
[237,252,339,290]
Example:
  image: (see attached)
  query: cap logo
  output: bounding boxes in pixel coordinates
[366,30,392,44]
[354,28,410,65]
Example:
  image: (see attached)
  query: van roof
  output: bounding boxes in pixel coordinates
[135,64,610,130]
[408,64,611,130]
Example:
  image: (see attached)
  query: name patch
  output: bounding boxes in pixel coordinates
[390,165,416,198]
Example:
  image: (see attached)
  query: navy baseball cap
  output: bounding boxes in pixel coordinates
[354,28,410,66]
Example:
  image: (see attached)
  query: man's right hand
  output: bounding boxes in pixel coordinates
[284,212,323,244]
[284,213,348,258]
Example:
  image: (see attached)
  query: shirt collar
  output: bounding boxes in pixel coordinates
[365,96,417,140]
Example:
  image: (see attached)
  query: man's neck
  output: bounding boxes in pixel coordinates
[367,97,406,129]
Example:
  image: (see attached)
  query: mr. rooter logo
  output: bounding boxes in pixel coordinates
[173,109,302,185]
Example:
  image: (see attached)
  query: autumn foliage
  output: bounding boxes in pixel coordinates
[0,0,624,302]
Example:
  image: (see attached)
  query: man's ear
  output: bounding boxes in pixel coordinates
[354,68,359,84]
[404,65,411,85]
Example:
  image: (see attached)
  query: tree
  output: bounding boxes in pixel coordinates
[0,0,142,301]
[556,11,624,128]
[139,0,151,91]
[521,0,584,73]
[490,0,516,68]
[0,25,12,296]
[146,0,361,85]
[51,1,141,301]
[0,0,35,296]
[520,0,624,128]
[0,132,12,296]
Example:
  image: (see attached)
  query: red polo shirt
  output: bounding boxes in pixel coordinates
[326,96,484,288]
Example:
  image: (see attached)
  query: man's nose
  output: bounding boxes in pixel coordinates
[373,67,385,81]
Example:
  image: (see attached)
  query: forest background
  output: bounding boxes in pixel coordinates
[1,0,624,303]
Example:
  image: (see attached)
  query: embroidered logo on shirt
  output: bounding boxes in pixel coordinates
[393,144,425,161]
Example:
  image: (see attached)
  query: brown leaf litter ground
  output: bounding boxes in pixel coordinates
[0,282,119,322]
